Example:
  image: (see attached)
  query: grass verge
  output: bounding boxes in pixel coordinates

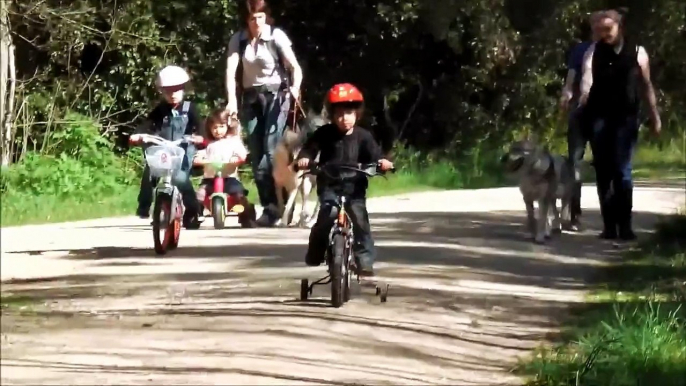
[1,188,138,227]
[517,211,686,386]
[1,137,682,228]
[632,138,685,181]
[1,158,508,227]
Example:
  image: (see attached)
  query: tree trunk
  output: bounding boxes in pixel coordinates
[1,0,16,166]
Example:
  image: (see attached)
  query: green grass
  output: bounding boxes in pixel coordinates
[0,188,138,227]
[633,138,686,180]
[575,136,686,183]
[0,293,41,312]
[517,212,686,386]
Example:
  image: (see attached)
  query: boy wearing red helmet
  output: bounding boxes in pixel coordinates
[296,83,393,277]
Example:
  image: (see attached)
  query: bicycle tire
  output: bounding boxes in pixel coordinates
[331,234,346,308]
[153,194,173,255]
[168,195,182,250]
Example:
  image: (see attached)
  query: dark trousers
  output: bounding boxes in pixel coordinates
[588,116,639,232]
[240,90,291,220]
[567,106,590,222]
[305,190,375,270]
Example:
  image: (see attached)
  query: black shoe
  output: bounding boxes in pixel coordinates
[183,213,201,230]
[239,204,258,228]
[240,219,258,228]
[305,256,324,267]
[618,228,637,241]
[136,206,150,219]
[255,214,277,228]
[599,229,618,240]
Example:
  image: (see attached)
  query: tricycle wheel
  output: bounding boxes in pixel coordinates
[212,196,225,229]
[330,234,346,308]
[152,194,173,255]
[300,279,309,300]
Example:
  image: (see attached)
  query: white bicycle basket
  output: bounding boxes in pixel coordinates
[145,145,185,177]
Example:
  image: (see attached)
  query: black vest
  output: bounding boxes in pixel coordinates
[587,40,641,119]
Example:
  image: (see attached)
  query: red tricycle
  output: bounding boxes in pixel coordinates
[199,158,256,229]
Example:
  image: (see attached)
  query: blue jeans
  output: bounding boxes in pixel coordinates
[239,89,291,220]
[589,116,639,231]
[305,189,375,271]
[567,106,590,222]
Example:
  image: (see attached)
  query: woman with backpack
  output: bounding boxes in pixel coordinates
[225,0,303,227]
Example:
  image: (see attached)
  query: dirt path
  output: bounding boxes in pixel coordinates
[1,186,684,385]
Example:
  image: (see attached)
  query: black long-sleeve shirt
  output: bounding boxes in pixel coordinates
[297,124,383,198]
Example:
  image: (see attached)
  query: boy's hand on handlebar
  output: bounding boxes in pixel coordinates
[378,159,394,171]
[297,158,310,169]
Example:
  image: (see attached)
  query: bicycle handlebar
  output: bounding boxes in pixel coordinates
[294,162,396,178]
[131,134,193,147]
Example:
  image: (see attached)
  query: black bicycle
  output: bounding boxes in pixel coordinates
[295,162,394,307]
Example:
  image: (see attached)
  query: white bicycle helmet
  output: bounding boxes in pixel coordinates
[155,65,190,88]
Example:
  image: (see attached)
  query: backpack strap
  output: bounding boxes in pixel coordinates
[235,27,290,89]
[181,101,191,115]
[269,27,290,88]
[235,30,249,94]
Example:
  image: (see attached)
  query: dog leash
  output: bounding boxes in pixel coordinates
[289,95,307,134]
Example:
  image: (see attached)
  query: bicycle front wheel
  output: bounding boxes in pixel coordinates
[330,234,347,308]
[152,194,173,255]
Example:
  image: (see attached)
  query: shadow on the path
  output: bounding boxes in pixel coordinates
[1,209,671,382]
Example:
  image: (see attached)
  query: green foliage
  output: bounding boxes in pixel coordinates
[0,112,142,225]
[523,303,686,386]
[518,212,686,386]
[2,113,138,198]
[2,0,685,225]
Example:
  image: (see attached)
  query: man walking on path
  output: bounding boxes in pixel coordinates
[579,9,662,240]
[559,11,602,231]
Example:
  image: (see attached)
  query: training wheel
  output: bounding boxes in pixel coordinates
[300,279,309,300]
[377,284,389,303]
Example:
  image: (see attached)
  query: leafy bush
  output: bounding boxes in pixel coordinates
[1,113,140,199]
[1,113,142,225]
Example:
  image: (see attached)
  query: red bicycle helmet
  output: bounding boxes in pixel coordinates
[326,83,364,104]
[325,83,364,117]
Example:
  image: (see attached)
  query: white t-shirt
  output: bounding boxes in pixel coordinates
[194,136,248,179]
[227,25,294,88]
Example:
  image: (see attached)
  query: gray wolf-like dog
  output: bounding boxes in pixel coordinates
[501,140,575,244]
[273,110,325,228]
